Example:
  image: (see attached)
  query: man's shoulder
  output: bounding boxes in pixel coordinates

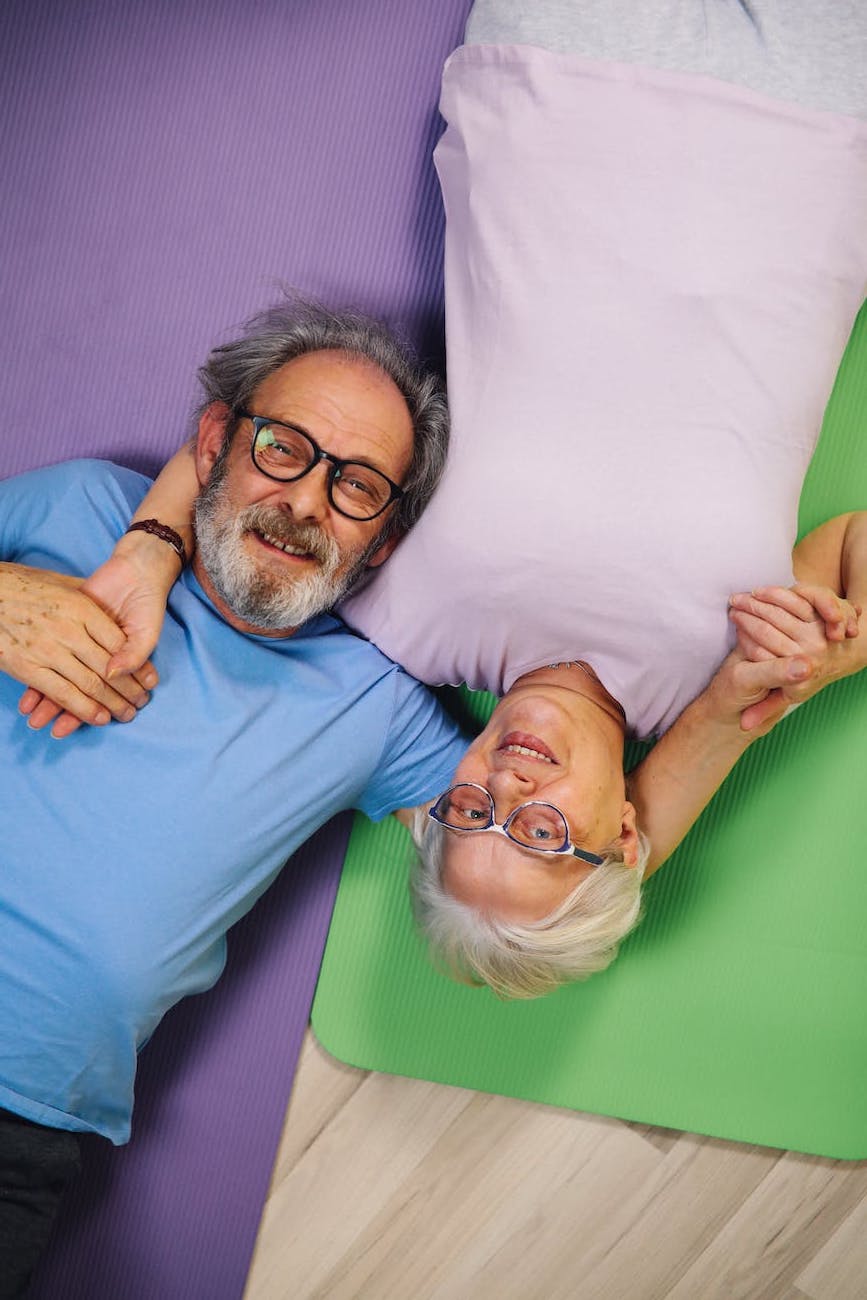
[2,458,152,514]
[0,459,154,568]
[314,613,413,677]
[293,614,441,717]
[8,457,150,499]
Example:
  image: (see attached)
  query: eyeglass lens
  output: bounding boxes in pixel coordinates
[253,423,393,518]
[434,785,569,850]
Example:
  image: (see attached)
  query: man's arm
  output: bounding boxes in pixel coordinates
[792,511,867,659]
[626,652,813,878]
[790,511,863,594]
[726,512,867,717]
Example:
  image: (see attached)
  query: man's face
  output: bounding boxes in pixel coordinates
[193,350,414,636]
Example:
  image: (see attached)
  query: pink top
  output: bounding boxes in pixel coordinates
[341,44,867,737]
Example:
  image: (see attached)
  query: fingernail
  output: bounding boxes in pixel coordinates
[788,660,810,680]
[140,671,157,688]
[120,706,136,723]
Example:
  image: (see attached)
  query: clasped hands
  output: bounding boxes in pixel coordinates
[724,583,861,733]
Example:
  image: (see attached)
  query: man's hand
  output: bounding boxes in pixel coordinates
[0,562,157,735]
[728,584,864,729]
[730,583,859,655]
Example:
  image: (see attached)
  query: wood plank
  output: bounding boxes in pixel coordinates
[265,1033,367,1181]
[309,1100,660,1299]
[665,1152,867,1299]
[245,1067,474,1299]
[556,1132,782,1299]
[796,1192,867,1299]
[245,1040,867,1299]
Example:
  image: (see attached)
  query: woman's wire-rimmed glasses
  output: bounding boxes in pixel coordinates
[238,410,405,521]
[429,783,606,866]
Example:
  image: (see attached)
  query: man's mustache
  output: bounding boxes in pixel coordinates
[239,506,340,568]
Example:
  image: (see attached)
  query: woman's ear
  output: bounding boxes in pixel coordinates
[195,403,232,486]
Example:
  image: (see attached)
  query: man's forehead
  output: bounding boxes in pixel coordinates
[250,350,413,473]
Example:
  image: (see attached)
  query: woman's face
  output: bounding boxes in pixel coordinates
[439,679,639,923]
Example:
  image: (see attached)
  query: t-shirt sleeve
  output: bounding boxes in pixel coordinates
[357,670,469,822]
[0,461,150,568]
[0,464,65,559]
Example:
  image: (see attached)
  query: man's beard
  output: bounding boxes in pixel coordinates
[195,469,380,631]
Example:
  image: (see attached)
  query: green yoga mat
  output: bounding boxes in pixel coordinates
[312,303,867,1160]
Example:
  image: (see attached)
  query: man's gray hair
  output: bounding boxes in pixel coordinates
[197,295,449,538]
[408,810,651,999]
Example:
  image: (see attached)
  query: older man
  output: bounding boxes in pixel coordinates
[0,300,468,1295]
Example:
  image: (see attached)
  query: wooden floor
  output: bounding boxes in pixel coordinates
[243,1031,867,1300]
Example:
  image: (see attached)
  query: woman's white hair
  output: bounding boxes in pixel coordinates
[408,808,651,1000]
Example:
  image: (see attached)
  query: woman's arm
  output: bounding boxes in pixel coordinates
[626,651,813,878]
[91,442,199,673]
[632,511,867,877]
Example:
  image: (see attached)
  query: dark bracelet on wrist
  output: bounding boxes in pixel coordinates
[125,519,188,567]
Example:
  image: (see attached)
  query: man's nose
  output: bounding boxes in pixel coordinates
[278,463,331,523]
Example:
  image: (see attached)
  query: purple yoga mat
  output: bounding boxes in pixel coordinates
[2,0,472,1293]
[28,815,352,1300]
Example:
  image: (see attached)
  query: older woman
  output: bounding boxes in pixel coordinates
[339,0,867,992]
[4,0,867,997]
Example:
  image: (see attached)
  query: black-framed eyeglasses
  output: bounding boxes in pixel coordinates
[429,784,606,866]
[238,410,405,522]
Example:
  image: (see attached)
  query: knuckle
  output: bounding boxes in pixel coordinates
[79,668,108,699]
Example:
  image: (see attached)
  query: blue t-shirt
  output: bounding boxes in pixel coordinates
[0,461,467,1142]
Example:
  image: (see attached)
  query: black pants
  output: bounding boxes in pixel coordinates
[0,1108,80,1299]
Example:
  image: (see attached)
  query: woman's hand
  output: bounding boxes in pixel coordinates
[0,562,157,735]
[15,532,182,738]
[705,646,815,737]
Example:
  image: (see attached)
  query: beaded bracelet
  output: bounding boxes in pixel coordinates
[125,519,188,567]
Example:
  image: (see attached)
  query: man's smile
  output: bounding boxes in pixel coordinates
[248,528,318,563]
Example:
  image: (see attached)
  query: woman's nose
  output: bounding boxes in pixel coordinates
[487,766,535,807]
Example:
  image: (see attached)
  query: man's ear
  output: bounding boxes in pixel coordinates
[365,529,404,569]
[618,802,641,869]
[194,403,232,487]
